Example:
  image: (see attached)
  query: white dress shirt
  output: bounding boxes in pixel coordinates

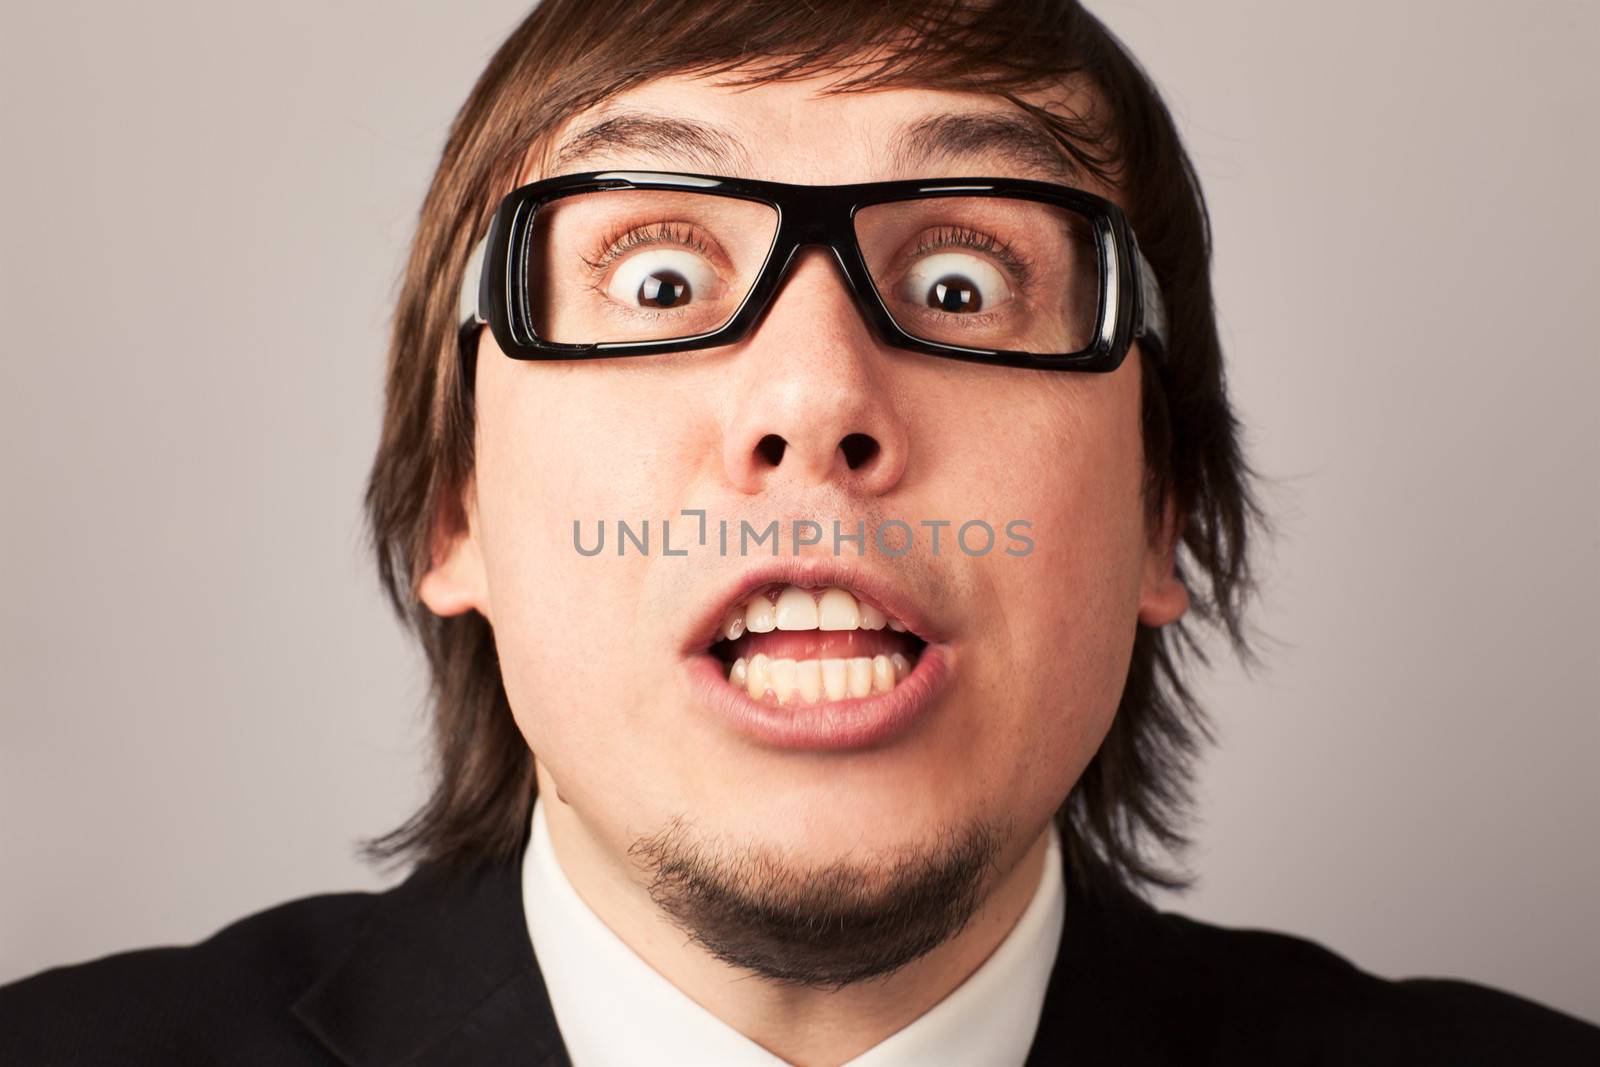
[521,796,1066,1066]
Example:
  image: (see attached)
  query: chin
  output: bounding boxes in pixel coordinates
[692,771,989,865]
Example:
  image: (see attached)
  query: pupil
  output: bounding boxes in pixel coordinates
[930,277,979,313]
[638,270,690,308]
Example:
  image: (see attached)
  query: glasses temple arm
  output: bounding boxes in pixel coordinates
[1132,239,1167,358]
[459,234,489,330]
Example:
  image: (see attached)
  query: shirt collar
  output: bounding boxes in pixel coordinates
[522,796,1066,1067]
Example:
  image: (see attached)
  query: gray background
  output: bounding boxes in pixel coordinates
[2,0,1596,1023]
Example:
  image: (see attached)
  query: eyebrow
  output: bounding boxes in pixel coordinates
[551,112,756,173]
[887,112,1081,183]
[549,108,1081,183]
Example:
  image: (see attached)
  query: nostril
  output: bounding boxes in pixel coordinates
[839,433,880,470]
[755,434,787,467]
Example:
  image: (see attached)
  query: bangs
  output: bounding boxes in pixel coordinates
[513,0,1120,189]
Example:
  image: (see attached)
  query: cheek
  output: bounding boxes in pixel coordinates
[469,359,706,758]
[943,368,1147,790]
[1001,496,1142,778]
[476,360,685,522]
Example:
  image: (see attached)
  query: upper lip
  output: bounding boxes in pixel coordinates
[681,556,947,656]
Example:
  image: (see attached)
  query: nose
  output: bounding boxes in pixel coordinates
[719,246,910,497]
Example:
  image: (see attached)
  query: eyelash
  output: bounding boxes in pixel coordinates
[581,221,713,275]
[912,226,1033,285]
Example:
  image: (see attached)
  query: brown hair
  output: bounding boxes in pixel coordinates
[361,0,1275,901]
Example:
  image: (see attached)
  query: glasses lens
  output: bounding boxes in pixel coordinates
[853,196,1103,354]
[524,190,779,345]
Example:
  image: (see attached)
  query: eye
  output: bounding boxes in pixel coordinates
[605,249,723,310]
[899,252,1013,314]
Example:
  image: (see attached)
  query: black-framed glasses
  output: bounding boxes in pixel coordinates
[457,170,1166,374]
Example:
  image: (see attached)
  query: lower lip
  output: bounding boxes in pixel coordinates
[684,643,953,751]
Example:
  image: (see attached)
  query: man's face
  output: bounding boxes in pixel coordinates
[423,70,1186,982]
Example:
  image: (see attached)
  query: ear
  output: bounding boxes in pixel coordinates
[416,474,492,621]
[1136,492,1189,628]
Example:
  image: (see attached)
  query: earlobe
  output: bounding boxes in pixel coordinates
[1136,495,1189,628]
[416,478,492,621]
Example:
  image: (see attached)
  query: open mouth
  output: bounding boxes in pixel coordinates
[706,585,929,706]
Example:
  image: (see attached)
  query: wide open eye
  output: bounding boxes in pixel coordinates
[605,248,725,311]
[855,196,1101,353]
[898,252,1013,314]
[528,191,779,344]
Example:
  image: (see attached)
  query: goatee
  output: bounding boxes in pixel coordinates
[628,816,1010,990]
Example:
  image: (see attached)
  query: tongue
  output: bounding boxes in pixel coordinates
[730,629,916,661]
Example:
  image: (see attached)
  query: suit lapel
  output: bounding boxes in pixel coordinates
[1024,857,1223,1065]
[290,850,571,1067]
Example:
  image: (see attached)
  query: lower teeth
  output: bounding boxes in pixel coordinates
[730,653,910,705]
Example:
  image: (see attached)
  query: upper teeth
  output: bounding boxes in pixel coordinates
[720,585,907,640]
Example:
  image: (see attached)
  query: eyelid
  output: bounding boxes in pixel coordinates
[583,219,723,276]
[907,225,1033,285]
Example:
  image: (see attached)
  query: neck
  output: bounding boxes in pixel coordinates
[535,764,1054,1067]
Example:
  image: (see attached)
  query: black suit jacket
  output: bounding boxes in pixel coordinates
[3,840,1597,1066]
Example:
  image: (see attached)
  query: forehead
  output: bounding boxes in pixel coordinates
[530,70,1110,195]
